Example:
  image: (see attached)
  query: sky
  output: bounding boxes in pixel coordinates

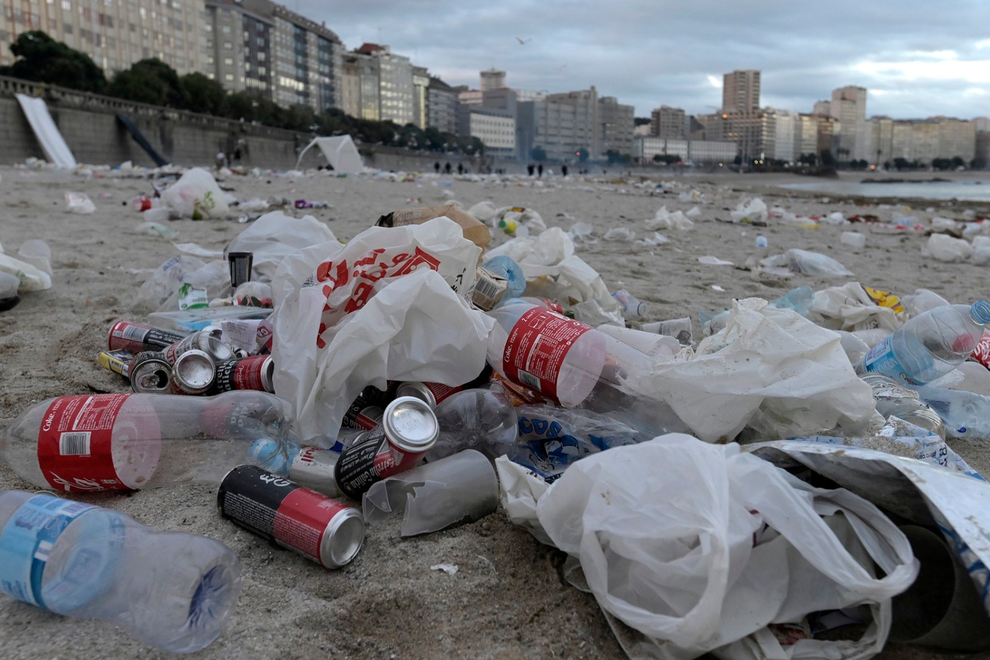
[291,0,990,120]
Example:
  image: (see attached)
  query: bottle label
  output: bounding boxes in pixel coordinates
[0,494,97,609]
[863,335,919,385]
[972,332,990,370]
[502,308,592,403]
[37,394,131,492]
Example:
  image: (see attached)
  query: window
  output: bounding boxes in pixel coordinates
[223,57,232,65]
[221,25,230,34]
[61,0,70,9]
[224,73,233,81]
[223,41,231,49]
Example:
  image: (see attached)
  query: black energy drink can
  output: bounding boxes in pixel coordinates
[217,465,364,569]
[108,321,186,354]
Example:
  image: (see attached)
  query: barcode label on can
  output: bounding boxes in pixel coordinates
[59,432,91,456]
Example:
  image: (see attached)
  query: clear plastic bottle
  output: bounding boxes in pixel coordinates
[486,300,690,438]
[0,390,295,492]
[0,490,240,653]
[430,387,519,461]
[862,301,990,385]
[912,386,990,440]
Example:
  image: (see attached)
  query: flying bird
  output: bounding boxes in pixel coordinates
[515,36,531,45]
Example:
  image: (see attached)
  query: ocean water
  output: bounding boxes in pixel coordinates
[778,179,990,202]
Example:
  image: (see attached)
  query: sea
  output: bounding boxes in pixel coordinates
[778,179,990,202]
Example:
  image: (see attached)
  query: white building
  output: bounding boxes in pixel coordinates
[769,108,797,162]
[722,70,760,113]
[480,68,506,92]
[633,137,736,164]
[829,86,870,161]
[468,111,516,156]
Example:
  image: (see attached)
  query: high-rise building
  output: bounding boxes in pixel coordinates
[0,0,209,76]
[812,100,831,116]
[975,118,990,168]
[721,111,774,162]
[517,86,633,162]
[888,118,977,164]
[412,66,430,129]
[480,68,506,92]
[599,96,635,156]
[869,116,894,165]
[828,86,869,161]
[204,0,341,112]
[355,44,414,125]
[768,109,797,162]
[722,70,760,113]
[426,76,458,134]
[650,105,686,139]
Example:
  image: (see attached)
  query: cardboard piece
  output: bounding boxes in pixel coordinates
[377,204,491,249]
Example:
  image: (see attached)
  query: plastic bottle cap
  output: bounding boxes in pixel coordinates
[970,300,990,325]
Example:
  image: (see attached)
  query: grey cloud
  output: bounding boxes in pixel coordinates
[298,0,990,118]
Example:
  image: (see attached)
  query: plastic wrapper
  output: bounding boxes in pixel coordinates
[270,217,493,445]
[362,449,498,536]
[730,197,768,223]
[782,249,854,277]
[226,211,335,282]
[645,206,693,230]
[65,192,95,214]
[925,233,972,262]
[809,282,902,332]
[638,299,876,443]
[160,167,229,219]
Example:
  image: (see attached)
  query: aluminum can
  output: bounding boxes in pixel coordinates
[108,321,186,354]
[333,396,438,499]
[129,351,173,394]
[217,465,364,569]
[214,355,275,393]
[163,330,234,365]
[170,349,216,395]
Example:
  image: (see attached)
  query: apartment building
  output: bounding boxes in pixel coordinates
[427,75,458,134]
[722,70,760,113]
[0,0,208,75]
[829,86,870,161]
[632,137,736,164]
[650,105,686,139]
[889,118,976,163]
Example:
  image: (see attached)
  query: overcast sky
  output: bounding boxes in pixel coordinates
[292,0,990,120]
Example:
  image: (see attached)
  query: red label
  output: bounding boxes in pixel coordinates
[355,406,383,430]
[972,332,990,369]
[502,308,592,403]
[37,394,131,492]
[275,488,349,567]
[423,382,461,405]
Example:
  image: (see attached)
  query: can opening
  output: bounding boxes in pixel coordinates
[329,515,365,567]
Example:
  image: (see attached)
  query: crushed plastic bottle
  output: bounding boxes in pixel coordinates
[430,387,518,461]
[0,391,294,492]
[611,289,647,319]
[0,490,240,652]
[863,301,990,385]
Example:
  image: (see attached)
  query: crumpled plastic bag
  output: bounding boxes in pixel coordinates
[466,200,498,223]
[731,197,768,223]
[637,299,876,442]
[494,206,547,235]
[161,167,229,219]
[135,254,208,310]
[226,211,335,282]
[0,242,51,291]
[925,233,972,262]
[484,228,623,325]
[761,249,853,277]
[971,236,990,266]
[603,227,636,241]
[646,206,694,230]
[530,435,918,660]
[809,282,902,332]
[271,217,494,444]
[65,192,95,214]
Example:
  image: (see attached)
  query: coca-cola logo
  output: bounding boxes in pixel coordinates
[41,399,63,432]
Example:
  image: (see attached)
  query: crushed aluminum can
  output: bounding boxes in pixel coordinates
[170,349,216,395]
[129,351,173,394]
[163,330,234,365]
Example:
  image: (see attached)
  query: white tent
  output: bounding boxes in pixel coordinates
[296,135,364,174]
[16,94,77,168]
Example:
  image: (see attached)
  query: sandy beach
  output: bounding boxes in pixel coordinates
[2,164,989,660]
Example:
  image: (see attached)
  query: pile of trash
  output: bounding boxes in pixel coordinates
[4,188,990,659]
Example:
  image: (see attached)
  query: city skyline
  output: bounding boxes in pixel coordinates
[291,0,990,120]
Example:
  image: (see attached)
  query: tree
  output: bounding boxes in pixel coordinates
[634,117,651,126]
[606,149,631,165]
[109,59,188,107]
[530,146,547,161]
[798,153,817,166]
[951,156,965,169]
[3,31,106,93]
[819,149,836,167]
[652,153,680,164]
[179,73,226,116]
[575,147,589,162]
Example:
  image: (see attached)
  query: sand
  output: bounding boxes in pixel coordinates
[1,164,990,660]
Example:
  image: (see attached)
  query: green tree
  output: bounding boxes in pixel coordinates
[652,153,681,164]
[819,149,836,167]
[2,31,106,93]
[109,59,188,107]
[530,146,547,161]
[575,147,589,162]
[951,156,965,169]
[179,72,226,116]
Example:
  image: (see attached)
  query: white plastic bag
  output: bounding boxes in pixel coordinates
[646,206,694,230]
[925,233,972,262]
[972,236,990,266]
[0,244,51,292]
[226,211,335,281]
[730,197,768,223]
[65,192,95,214]
[161,167,229,219]
[638,299,876,442]
[783,249,853,277]
[809,282,902,332]
[271,217,493,444]
[534,435,918,659]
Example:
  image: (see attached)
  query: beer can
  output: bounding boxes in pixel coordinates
[217,465,364,569]
[333,396,438,499]
[164,330,234,365]
[340,385,392,430]
[214,355,275,393]
[248,438,343,496]
[129,351,173,394]
[108,321,186,354]
[98,349,135,379]
[227,251,254,289]
[171,349,216,395]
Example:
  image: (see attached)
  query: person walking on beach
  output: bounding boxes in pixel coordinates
[444,162,452,175]
[527,163,535,176]
[434,162,440,174]
[537,163,543,178]
[215,151,227,170]
[561,164,568,177]
[457,163,464,175]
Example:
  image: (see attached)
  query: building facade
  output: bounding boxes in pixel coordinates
[650,105,686,139]
[480,68,505,92]
[722,111,774,162]
[829,86,869,161]
[869,116,894,165]
[427,76,458,134]
[412,65,429,129]
[889,118,976,164]
[768,108,796,162]
[722,70,760,113]
[632,137,736,164]
[599,95,634,156]
[0,0,208,76]
[459,109,515,157]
